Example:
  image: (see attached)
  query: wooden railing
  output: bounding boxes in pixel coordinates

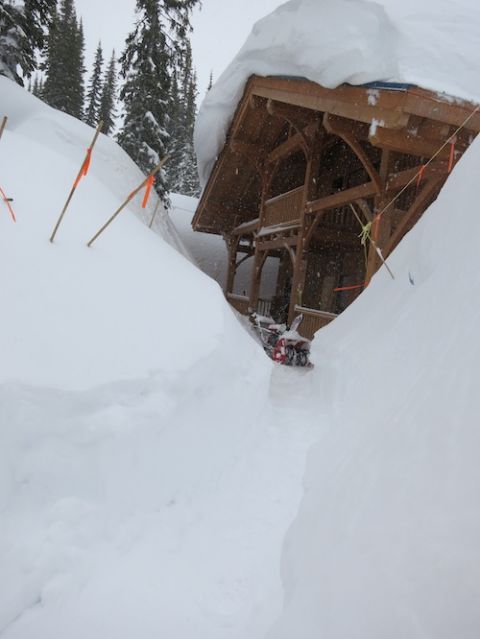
[264,187,304,228]
[295,305,337,339]
[227,293,250,315]
[256,298,272,318]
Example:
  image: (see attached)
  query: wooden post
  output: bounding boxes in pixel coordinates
[225,236,240,295]
[365,149,392,283]
[50,121,103,243]
[87,156,168,247]
[288,136,322,325]
[249,163,272,312]
[0,116,7,145]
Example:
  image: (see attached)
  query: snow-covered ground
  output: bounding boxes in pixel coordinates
[3,0,480,635]
[0,77,318,638]
[269,133,480,639]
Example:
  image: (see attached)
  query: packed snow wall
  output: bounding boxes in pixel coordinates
[267,134,480,639]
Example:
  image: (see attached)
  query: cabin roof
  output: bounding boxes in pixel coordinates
[193,74,480,235]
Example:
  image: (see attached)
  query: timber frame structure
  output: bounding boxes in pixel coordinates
[193,75,480,339]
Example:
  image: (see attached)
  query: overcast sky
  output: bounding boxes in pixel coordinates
[74,0,282,99]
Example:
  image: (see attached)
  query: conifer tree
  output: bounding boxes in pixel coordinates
[118,0,199,206]
[85,41,103,126]
[0,0,55,85]
[98,50,117,135]
[43,0,85,119]
[166,40,200,196]
[31,73,44,97]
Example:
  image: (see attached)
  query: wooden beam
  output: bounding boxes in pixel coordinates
[384,176,444,256]
[306,181,378,214]
[268,132,304,164]
[404,88,480,132]
[257,235,298,252]
[266,99,317,132]
[324,113,382,193]
[231,218,260,235]
[355,198,374,222]
[369,126,465,160]
[386,161,447,191]
[252,78,410,130]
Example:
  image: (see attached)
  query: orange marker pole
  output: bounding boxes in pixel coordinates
[49,120,103,243]
[0,116,7,145]
[0,185,16,222]
[87,156,168,248]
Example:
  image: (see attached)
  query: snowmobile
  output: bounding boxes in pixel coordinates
[254,313,311,366]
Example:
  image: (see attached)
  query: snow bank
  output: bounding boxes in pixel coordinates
[267,137,480,637]
[195,0,480,185]
[1,78,318,639]
[0,76,260,390]
[169,192,229,285]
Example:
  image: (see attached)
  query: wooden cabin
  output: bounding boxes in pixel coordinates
[193,75,480,338]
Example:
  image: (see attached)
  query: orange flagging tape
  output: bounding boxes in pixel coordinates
[416,164,426,189]
[0,186,16,222]
[73,147,93,189]
[141,175,155,209]
[334,283,366,293]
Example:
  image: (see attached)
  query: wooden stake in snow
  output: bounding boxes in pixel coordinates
[0,116,7,144]
[148,199,161,229]
[49,120,103,243]
[87,157,168,248]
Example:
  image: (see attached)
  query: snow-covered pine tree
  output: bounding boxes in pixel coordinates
[42,0,86,120]
[98,50,117,135]
[0,0,55,85]
[166,40,200,197]
[117,0,199,206]
[31,73,44,97]
[178,42,200,196]
[85,41,103,126]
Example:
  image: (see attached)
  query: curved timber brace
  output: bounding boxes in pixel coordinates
[323,113,383,194]
[267,99,321,160]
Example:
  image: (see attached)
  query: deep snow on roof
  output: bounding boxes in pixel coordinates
[195,0,480,186]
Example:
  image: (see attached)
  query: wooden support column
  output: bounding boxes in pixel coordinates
[225,236,240,294]
[288,139,322,325]
[249,163,272,312]
[365,149,392,283]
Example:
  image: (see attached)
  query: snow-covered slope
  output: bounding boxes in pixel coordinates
[196,0,480,185]
[170,193,229,285]
[267,137,480,639]
[0,78,322,639]
[0,76,245,390]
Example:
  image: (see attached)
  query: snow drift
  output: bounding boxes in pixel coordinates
[267,110,480,639]
[1,78,320,639]
[195,0,480,185]
[0,76,254,390]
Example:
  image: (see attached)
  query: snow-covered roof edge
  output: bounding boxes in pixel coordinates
[194,0,480,187]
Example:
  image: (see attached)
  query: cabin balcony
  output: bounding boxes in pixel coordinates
[263,186,304,228]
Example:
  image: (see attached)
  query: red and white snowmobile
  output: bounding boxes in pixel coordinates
[254,314,311,366]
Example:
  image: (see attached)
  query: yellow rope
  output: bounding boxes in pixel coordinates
[349,203,395,280]
[373,103,480,224]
